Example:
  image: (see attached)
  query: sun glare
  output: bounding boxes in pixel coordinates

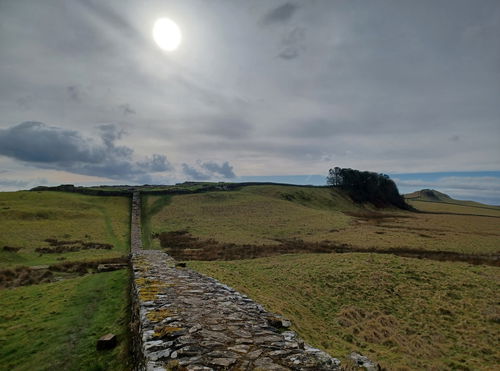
[153,18,182,51]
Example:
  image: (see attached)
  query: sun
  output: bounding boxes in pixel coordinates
[153,18,182,51]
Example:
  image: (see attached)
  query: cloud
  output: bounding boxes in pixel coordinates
[118,103,135,115]
[200,116,253,139]
[0,122,171,182]
[138,154,172,172]
[263,3,298,25]
[278,26,305,60]
[66,85,82,102]
[0,0,499,182]
[182,161,236,180]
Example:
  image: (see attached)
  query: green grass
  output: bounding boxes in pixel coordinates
[142,195,172,249]
[190,253,500,371]
[0,270,131,370]
[0,191,132,369]
[0,191,130,268]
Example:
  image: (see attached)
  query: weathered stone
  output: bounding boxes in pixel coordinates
[267,315,292,329]
[349,352,379,371]
[206,350,238,359]
[254,357,289,370]
[149,349,171,361]
[176,345,204,357]
[208,358,236,367]
[254,335,284,344]
[97,333,117,350]
[246,349,264,360]
[227,344,251,353]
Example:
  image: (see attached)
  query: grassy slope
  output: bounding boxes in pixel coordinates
[149,185,356,245]
[0,191,130,268]
[148,185,500,254]
[142,194,172,249]
[190,254,500,371]
[408,199,500,217]
[0,270,130,370]
[0,191,131,370]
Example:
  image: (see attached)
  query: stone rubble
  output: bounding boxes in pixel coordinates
[130,192,342,370]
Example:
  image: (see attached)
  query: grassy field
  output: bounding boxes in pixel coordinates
[408,199,500,216]
[0,191,131,370]
[190,253,500,370]
[0,270,130,370]
[146,185,500,254]
[0,191,130,268]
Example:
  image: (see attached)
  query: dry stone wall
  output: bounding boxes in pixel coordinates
[130,193,341,370]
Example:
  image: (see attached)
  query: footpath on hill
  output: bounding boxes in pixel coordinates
[129,192,345,371]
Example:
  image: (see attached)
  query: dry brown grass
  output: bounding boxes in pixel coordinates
[190,253,500,370]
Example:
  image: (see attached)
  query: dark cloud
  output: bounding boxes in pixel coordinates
[181,163,207,180]
[202,161,236,178]
[138,154,172,172]
[263,3,298,25]
[66,85,81,101]
[0,122,171,182]
[182,161,236,180]
[278,27,305,60]
[118,103,136,115]
[278,48,299,60]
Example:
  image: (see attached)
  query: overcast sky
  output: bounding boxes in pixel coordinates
[1,0,499,203]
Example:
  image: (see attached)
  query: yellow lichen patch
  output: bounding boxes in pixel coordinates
[153,326,183,338]
[166,360,180,371]
[146,308,175,322]
[139,286,161,301]
[137,279,174,301]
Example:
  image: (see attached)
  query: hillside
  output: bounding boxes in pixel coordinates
[405,189,500,216]
[144,184,500,255]
[405,189,453,202]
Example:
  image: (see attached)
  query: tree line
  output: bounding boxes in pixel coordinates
[327,167,411,209]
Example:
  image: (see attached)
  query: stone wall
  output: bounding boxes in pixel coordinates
[131,192,142,253]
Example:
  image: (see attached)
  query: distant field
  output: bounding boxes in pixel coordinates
[0,191,131,370]
[191,253,500,370]
[408,199,500,217]
[0,191,130,268]
[145,185,500,255]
